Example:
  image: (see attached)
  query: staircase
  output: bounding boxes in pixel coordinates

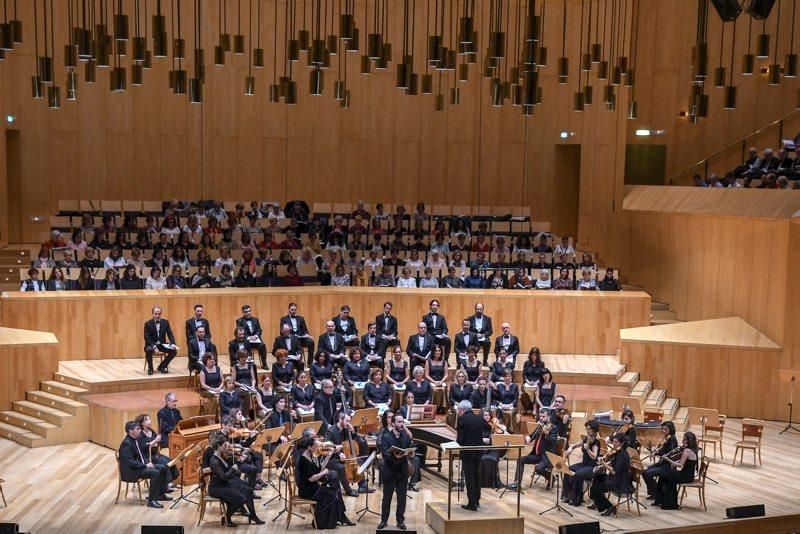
[0,379,90,447]
[0,246,34,292]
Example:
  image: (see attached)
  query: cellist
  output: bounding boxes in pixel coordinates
[324,412,373,497]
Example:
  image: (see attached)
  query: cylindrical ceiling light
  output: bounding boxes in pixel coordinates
[234,0,244,54]
[153,0,168,57]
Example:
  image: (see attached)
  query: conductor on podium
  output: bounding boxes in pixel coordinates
[456,399,491,511]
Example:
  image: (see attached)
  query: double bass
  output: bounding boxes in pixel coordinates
[338,374,364,485]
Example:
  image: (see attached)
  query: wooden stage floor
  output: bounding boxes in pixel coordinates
[0,419,799,533]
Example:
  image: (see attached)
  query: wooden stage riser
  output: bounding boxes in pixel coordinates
[0,288,651,362]
[88,403,202,450]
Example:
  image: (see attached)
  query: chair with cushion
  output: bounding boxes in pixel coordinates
[679,456,710,511]
[732,418,764,467]
[114,451,145,505]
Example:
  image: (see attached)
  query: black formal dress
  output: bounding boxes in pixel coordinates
[343,359,370,384]
[272,361,296,390]
[490,360,515,383]
[363,381,392,406]
[311,362,334,384]
[448,383,473,407]
[208,454,257,520]
[199,366,222,397]
[589,448,633,513]
[480,427,505,489]
[407,379,433,404]
[290,383,316,410]
[642,436,679,496]
[143,318,178,373]
[562,439,599,505]
[219,390,243,418]
[387,359,408,385]
[456,410,491,508]
[379,428,413,524]
[462,360,482,383]
[654,456,697,509]
[296,454,348,529]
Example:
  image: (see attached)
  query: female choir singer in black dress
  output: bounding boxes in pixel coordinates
[291,371,317,418]
[363,368,392,410]
[589,433,633,516]
[219,377,244,419]
[199,353,224,399]
[385,346,410,405]
[521,347,546,414]
[272,349,296,392]
[425,346,449,412]
[461,346,483,385]
[536,368,556,410]
[255,374,275,418]
[643,421,679,498]
[295,435,355,529]
[561,420,600,506]
[311,350,334,387]
[448,369,473,408]
[406,366,433,405]
[490,349,514,385]
[207,437,265,526]
[232,349,257,416]
[653,432,699,510]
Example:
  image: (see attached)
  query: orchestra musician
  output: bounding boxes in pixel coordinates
[118,420,172,509]
[227,326,254,368]
[273,323,304,372]
[375,301,400,353]
[378,413,415,530]
[480,408,508,489]
[360,322,387,368]
[207,436,265,526]
[455,400,491,511]
[422,299,451,362]
[236,304,268,369]
[561,420,601,506]
[224,412,266,490]
[643,421,679,498]
[280,303,316,366]
[314,379,340,433]
[466,303,493,366]
[613,409,639,450]
[589,432,633,516]
[509,409,558,490]
[143,306,178,376]
[324,413,371,497]
[266,396,296,454]
[134,413,179,486]
[548,395,572,439]
[652,432,699,510]
[156,392,182,449]
[295,436,355,528]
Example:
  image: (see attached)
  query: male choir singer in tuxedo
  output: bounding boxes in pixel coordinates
[236,304,268,368]
[280,303,316,365]
[273,323,304,371]
[185,304,212,344]
[406,322,435,371]
[143,306,178,375]
[375,301,400,353]
[422,299,451,362]
[493,322,520,366]
[467,302,493,366]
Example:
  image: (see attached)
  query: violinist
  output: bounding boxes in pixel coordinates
[589,432,633,516]
[614,409,638,450]
[377,413,415,530]
[548,395,572,439]
[207,436,265,527]
[295,436,355,528]
[480,408,508,489]
[561,420,600,506]
[266,396,297,453]
[509,409,558,490]
[653,432,699,510]
[643,421,679,499]
[226,411,266,490]
[324,413,370,497]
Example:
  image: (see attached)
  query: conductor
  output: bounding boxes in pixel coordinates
[456,399,490,511]
[378,413,415,530]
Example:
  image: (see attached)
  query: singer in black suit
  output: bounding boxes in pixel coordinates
[405,322,436,371]
[185,304,212,343]
[318,321,347,367]
[422,299,451,361]
[467,303,494,365]
[187,326,217,373]
[280,303,316,365]
[118,420,171,508]
[143,307,178,375]
[360,322,387,368]
[272,324,304,371]
[454,319,476,361]
[228,327,254,368]
[331,305,359,347]
[493,322,521,365]
[235,304,268,368]
[456,400,491,511]
[378,414,414,530]
[375,301,400,353]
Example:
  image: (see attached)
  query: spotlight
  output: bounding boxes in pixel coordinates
[5,113,14,124]
[635,129,651,136]
[559,131,575,139]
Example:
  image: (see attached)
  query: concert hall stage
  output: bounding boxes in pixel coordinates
[425,500,524,534]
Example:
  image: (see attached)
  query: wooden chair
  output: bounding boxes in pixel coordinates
[679,456,710,511]
[698,414,726,460]
[197,467,226,526]
[284,462,316,528]
[529,437,566,489]
[114,451,145,505]
[142,348,169,372]
[607,463,642,517]
[732,418,764,467]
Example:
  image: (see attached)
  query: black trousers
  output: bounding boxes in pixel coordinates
[145,346,177,372]
[252,343,268,368]
[381,469,408,523]
[461,451,482,507]
[589,473,613,512]
[327,459,352,494]
[643,462,671,496]
[300,338,316,365]
[477,340,491,366]
[188,357,203,374]
[139,465,170,501]
[433,337,452,362]
[562,463,594,503]
[514,452,551,484]
[237,451,264,488]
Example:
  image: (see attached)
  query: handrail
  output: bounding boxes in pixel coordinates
[667,108,800,184]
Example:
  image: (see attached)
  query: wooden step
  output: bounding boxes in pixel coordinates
[26,391,87,415]
[0,282,19,292]
[673,407,690,431]
[651,302,670,311]
[12,400,73,426]
[651,310,678,321]
[629,380,652,401]
[650,318,683,326]
[40,380,90,399]
[644,388,666,408]
[617,371,639,388]
[52,372,92,389]
[0,248,31,258]
[0,411,57,437]
[0,421,44,447]
[659,397,680,417]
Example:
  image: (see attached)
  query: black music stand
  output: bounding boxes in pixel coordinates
[356,452,380,520]
[271,450,305,522]
[779,370,800,434]
[539,452,573,517]
[168,444,201,509]
[494,434,526,498]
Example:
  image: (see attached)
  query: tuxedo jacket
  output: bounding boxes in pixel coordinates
[422,312,449,336]
[118,435,150,482]
[454,331,478,355]
[493,334,520,360]
[228,338,254,358]
[375,313,398,337]
[143,318,176,350]
[360,333,387,355]
[467,314,493,340]
[235,315,263,339]
[188,338,217,363]
[185,317,212,343]
[318,332,346,355]
[331,315,358,339]
[405,333,436,359]
[279,314,310,337]
[272,334,303,357]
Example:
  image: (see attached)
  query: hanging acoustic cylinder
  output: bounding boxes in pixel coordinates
[132,36,147,61]
[522,70,538,106]
[597,60,609,80]
[309,68,324,95]
[768,64,781,85]
[458,63,469,82]
[756,33,769,58]
[695,92,709,117]
[538,46,547,67]
[489,32,505,59]
[214,44,225,65]
[298,29,310,50]
[604,84,615,104]
[173,69,187,94]
[66,70,78,99]
[144,50,153,68]
[428,35,442,64]
[244,75,255,95]
[693,42,708,80]
[31,75,44,98]
[114,13,129,41]
[406,73,419,95]
[327,35,338,55]
[0,23,13,50]
[11,19,22,43]
[189,78,203,103]
[590,43,602,63]
[268,83,280,102]
[557,57,568,84]
[284,80,298,104]
[347,28,360,52]
[153,11,168,56]
[85,59,97,82]
[194,49,205,81]
[713,66,726,87]
[581,53,591,71]
[491,78,503,106]
[360,54,371,74]
[627,99,638,119]
[583,84,593,105]
[617,56,628,72]
[220,33,231,51]
[625,69,635,87]
[368,33,382,59]
[786,54,798,78]
[340,14,355,40]
[723,85,737,109]
[77,28,92,59]
[309,39,324,64]
[421,73,433,93]
[573,91,585,112]
[611,66,622,86]
[450,86,461,105]
[47,85,61,108]
[253,48,264,67]
[117,39,128,57]
[110,66,127,92]
[64,45,79,68]
[435,93,444,111]
[537,85,543,105]
[460,17,474,43]
[131,63,144,85]
[396,60,410,89]
[334,79,346,100]
[234,34,245,54]
[173,38,186,59]
[741,52,754,75]
[39,56,54,84]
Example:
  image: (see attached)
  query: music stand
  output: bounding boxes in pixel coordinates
[610,396,642,420]
[539,451,574,517]
[687,407,719,485]
[289,421,323,440]
[168,443,203,509]
[253,427,289,498]
[779,369,800,434]
[407,404,437,422]
[269,442,302,520]
[493,434,526,498]
[355,451,380,520]
[351,407,380,434]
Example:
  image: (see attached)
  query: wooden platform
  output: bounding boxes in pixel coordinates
[425,500,524,534]
[82,388,202,449]
[620,317,782,350]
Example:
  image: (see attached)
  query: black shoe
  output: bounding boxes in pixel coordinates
[601,506,617,517]
[224,518,238,527]
[146,500,163,508]
[147,369,154,376]
[397,522,407,530]
[358,486,375,494]
[377,521,388,529]
[461,504,478,511]
[340,516,356,526]
[157,367,168,374]
[248,515,265,525]
[587,503,597,510]
[345,490,359,497]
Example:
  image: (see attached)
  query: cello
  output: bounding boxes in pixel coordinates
[338,377,365,485]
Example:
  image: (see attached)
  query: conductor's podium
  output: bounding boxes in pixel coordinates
[425,500,524,534]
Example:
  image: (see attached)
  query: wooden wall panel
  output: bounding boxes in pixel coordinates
[0,344,59,411]
[0,288,651,362]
